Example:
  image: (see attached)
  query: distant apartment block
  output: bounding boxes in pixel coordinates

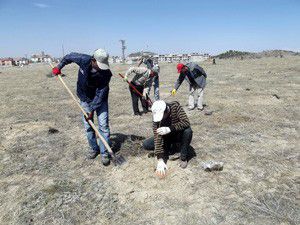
[31,51,53,63]
[110,53,211,64]
[152,53,210,63]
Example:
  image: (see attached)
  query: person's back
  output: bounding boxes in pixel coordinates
[57,52,112,104]
[186,62,207,79]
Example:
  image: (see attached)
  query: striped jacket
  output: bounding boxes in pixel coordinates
[153,101,190,159]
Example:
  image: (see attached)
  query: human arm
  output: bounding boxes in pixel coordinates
[169,103,190,132]
[153,122,168,177]
[174,73,186,90]
[153,122,165,159]
[57,52,91,70]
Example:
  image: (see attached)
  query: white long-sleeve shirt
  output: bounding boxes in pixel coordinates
[125,67,153,92]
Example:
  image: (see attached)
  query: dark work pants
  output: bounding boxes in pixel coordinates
[129,83,148,115]
[143,127,193,161]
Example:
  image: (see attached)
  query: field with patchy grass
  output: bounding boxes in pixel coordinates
[0,56,299,225]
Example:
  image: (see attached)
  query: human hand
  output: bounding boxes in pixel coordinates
[157,127,171,135]
[171,89,176,96]
[52,67,61,76]
[84,111,94,122]
[156,159,168,178]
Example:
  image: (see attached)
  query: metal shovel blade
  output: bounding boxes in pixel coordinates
[111,154,126,166]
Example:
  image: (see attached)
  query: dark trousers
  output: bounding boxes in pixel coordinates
[129,83,148,115]
[143,127,193,161]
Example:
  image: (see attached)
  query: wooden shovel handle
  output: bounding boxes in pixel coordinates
[49,63,114,157]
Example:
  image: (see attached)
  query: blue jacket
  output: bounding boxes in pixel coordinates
[58,53,112,111]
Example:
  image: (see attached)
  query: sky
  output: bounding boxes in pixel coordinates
[0,0,299,57]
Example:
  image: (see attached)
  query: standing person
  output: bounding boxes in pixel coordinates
[138,55,160,100]
[52,49,112,166]
[124,67,156,116]
[171,63,207,110]
[138,54,154,69]
[143,100,193,177]
[148,64,160,100]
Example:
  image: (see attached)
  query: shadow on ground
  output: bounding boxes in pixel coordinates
[110,133,146,157]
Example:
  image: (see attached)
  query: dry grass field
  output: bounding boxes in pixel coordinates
[0,56,299,225]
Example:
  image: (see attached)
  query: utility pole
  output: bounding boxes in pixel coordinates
[119,40,126,63]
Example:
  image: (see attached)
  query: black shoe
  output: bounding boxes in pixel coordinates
[87,150,100,159]
[133,112,142,116]
[179,160,188,169]
[169,153,180,161]
[142,109,150,114]
[101,154,110,166]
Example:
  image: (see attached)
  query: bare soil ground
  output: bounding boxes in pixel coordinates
[0,56,299,225]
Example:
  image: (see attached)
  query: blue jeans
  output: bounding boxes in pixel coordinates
[147,76,160,100]
[80,100,111,156]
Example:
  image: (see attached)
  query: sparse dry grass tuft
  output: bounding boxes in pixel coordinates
[0,56,299,224]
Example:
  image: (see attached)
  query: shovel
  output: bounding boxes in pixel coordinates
[118,73,153,107]
[49,63,125,166]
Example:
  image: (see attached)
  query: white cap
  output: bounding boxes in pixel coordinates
[151,100,167,122]
[93,49,110,70]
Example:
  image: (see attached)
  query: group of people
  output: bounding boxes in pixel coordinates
[52,49,208,177]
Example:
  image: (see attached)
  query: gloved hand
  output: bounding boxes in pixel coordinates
[171,89,176,96]
[157,127,171,135]
[84,111,94,122]
[52,67,61,76]
[123,76,128,82]
[142,89,148,98]
[156,158,168,177]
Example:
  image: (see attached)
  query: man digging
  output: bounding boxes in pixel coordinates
[52,49,112,166]
[171,62,207,111]
[123,66,159,116]
[143,100,193,177]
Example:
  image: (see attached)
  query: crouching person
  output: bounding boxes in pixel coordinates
[143,100,193,177]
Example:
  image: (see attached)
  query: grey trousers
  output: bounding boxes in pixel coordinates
[189,86,204,109]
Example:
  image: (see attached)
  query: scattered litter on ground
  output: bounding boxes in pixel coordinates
[272,94,280,99]
[202,161,224,171]
[204,110,213,116]
[48,127,59,134]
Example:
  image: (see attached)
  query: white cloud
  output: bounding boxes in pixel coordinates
[34,3,50,8]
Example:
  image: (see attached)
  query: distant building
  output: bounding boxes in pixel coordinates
[152,53,210,63]
[109,52,211,64]
[31,51,53,63]
[14,57,29,66]
[109,56,123,64]
[0,58,15,66]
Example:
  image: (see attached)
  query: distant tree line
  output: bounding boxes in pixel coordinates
[216,50,251,59]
